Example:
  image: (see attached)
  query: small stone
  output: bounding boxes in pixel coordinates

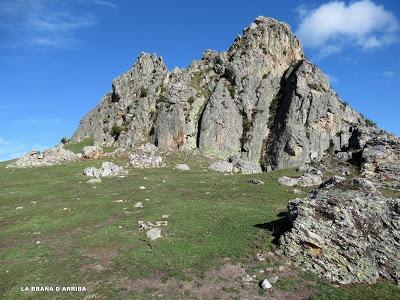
[261,279,272,289]
[118,226,122,229]
[292,188,301,194]
[269,275,279,284]
[139,186,146,190]
[35,241,41,245]
[175,163,190,171]
[248,178,264,185]
[134,202,144,208]
[162,215,169,219]
[63,207,69,211]
[147,228,162,241]
[87,178,102,184]
[114,200,124,203]
[15,206,23,210]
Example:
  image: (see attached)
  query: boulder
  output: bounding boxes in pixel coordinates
[130,153,163,168]
[175,163,190,171]
[147,228,162,241]
[278,173,322,187]
[83,161,127,178]
[280,180,400,284]
[82,146,103,159]
[208,161,233,173]
[231,158,263,174]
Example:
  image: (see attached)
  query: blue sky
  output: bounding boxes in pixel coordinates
[0,0,399,161]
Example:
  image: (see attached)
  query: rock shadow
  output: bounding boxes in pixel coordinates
[255,211,291,245]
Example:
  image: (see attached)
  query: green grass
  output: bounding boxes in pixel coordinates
[64,139,93,153]
[0,152,399,299]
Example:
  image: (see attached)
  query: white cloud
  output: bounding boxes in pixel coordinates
[13,117,63,126]
[0,0,97,49]
[296,1,399,57]
[93,0,118,10]
[380,71,396,78]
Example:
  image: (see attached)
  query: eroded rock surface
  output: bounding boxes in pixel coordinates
[280,178,400,284]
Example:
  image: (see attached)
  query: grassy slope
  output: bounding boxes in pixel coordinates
[0,152,399,299]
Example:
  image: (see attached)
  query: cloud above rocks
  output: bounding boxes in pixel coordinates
[0,0,116,49]
[296,0,399,58]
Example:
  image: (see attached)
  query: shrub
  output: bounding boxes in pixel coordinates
[111,124,123,139]
[60,136,70,144]
[140,87,148,98]
[365,118,376,127]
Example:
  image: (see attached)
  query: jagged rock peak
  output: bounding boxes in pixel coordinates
[228,16,304,63]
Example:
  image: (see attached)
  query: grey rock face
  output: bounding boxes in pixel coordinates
[71,15,398,177]
[280,178,400,284]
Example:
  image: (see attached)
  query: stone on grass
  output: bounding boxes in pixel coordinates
[175,163,190,171]
[248,178,264,185]
[83,161,127,178]
[87,178,102,184]
[147,228,162,241]
[134,202,144,208]
[208,161,233,173]
[82,145,103,159]
[260,279,272,289]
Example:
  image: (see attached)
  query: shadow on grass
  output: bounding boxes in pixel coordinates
[255,211,291,245]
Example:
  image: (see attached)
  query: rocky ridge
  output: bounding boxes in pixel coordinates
[72,16,374,172]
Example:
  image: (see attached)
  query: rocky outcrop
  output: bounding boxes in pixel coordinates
[280,178,400,284]
[7,146,79,168]
[71,16,398,177]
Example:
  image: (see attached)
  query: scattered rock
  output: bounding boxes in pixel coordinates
[82,146,103,159]
[175,163,190,171]
[130,153,163,168]
[208,161,233,173]
[83,162,127,178]
[248,178,264,185]
[230,158,263,174]
[87,178,102,184]
[134,202,144,208]
[278,173,322,187]
[319,176,345,189]
[138,220,168,230]
[146,228,162,241]
[139,186,146,190]
[7,146,79,168]
[260,279,272,289]
[292,188,302,194]
[15,206,23,210]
